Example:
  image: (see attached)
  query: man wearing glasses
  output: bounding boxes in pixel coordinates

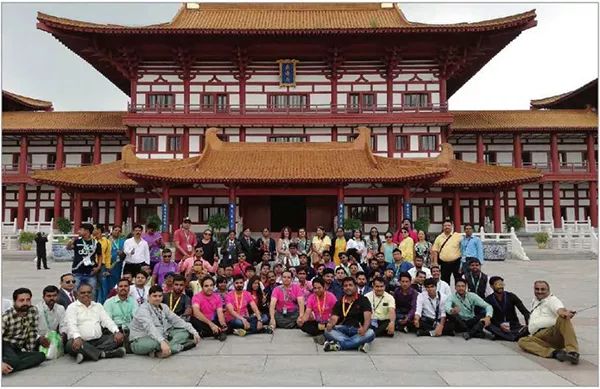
[152,249,178,286]
[57,273,77,309]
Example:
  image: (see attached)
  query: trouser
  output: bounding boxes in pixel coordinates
[440,259,461,286]
[1,341,45,372]
[123,263,143,278]
[66,334,119,361]
[110,260,124,286]
[487,323,528,342]
[73,274,97,296]
[324,325,376,350]
[274,311,299,329]
[190,316,224,339]
[37,254,48,269]
[228,314,269,334]
[97,267,112,304]
[396,313,416,332]
[446,315,485,338]
[370,319,394,337]
[300,321,325,336]
[130,328,191,355]
[418,317,455,336]
[518,316,579,358]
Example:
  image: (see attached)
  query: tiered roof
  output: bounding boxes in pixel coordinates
[2,111,126,133]
[32,127,542,190]
[2,90,53,112]
[530,79,598,110]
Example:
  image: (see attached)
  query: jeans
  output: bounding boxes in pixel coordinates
[2,341,45,372]
[74,274,97,295]
[110,260,124,287]
[324,325,375,350]
[228,314,269,334]
[97,267,113,304]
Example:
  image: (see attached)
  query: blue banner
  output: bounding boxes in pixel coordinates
[228,203,236,231]
[338,202,345,228]
[161,203,168,232]
[403,202,412,221]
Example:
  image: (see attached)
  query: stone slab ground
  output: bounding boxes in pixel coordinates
[1,255,597,386]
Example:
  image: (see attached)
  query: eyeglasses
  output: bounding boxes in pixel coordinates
[64,280,75,284]
[204,233,212,236]
[79,291,92,295]
[385,235,392,238]
[163,255,172,258]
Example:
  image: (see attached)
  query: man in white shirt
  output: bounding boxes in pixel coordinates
[36,285,66,340]
[430,265,451,297]
[518,280,579,364]
[64,283,125,364]
[414,278,453,337]
[408,256,431,279]
[123,225,150,277]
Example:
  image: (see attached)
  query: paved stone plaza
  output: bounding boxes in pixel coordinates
[1,255,597,386]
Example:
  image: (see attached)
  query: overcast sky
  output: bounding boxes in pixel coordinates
[1,2,597,111]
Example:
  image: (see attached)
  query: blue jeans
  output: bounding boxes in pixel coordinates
[228,314,269,334]
[110,260,124,287]
[97,267,113,304]
[74,273,97,296]
[324,325,375,350]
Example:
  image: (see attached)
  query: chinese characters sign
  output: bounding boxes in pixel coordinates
[277,59,299,87]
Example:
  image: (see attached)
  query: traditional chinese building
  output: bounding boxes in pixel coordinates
[2,3,597,238]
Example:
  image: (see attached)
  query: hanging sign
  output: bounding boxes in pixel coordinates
[277,59,299,87]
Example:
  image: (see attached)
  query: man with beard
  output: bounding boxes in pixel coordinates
[445,279,493,340]
[226,275,270,336]
[323,277,375,353]
[430,265,451,298]
[163,275,192,319]
[36,285,66,342]
[2,288,46,374]
[484,276,529,341]
[414,278,453,337]
[322,268,343,299]
[190,277,228,341]
[394,272,418,333]
[129,286,200,358]
[464,258,493,299]
[411,270,426,294]
[104,279,138,332]
[297,277,337,344]
[356,272,372,296]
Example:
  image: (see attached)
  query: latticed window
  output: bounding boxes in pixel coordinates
[270,94,308,109]
[348,206,378,222]
[139,136,157,152]
[269,136,306,143]
[395,135,409,151]
[403,93,428,108]
[148,94,174,109]
[202,94,228,111]
[167,136,182,152]
[420,135,437,151]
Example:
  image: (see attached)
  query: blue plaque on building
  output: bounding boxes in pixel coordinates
[338,202,345,228]
[161,203,168,232]
[403,202,412,221]
[228,203,236,231]
[277,59,299,87]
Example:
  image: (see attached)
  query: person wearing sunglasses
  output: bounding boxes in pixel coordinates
[152,249,178,287]
[196,229,219,266]
[380,233,397,265]
[57,273,78,309]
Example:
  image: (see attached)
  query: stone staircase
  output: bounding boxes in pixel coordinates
[521,245,598,261]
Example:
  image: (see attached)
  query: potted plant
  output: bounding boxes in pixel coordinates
[207,212,228,245]
[56,217,72,235]
[505,215,523,232]
[414,217,430,234]
[18,231,36,251]
[343,218,362,231]
[146,214,162,229]
[534,232,549,249]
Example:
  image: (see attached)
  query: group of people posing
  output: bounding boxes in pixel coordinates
[2,218,581,376]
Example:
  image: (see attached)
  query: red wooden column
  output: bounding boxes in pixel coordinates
[93,135,101,165]
[54,135,64,221]
[453,191,462,232]
[19,135,28,175]
[587,132,597,174]
[574,183,580,220]
[538,184,545,221]
[552,182,561,228]
[115,193,123,227]
[513,133,525,220]
[589,181,598,227]
[182,127,190,158]
[17,184,26,230]
[493,191,502,233]
[161,185,171,242]
[476,134,484,164]
[439,77,447,109]
[387,125,394,158]
[503,191,510,220]
[173,197,181,231]
[91,201,99,224]
[550,133,559,172]
[73,192,82,233]
[183,78,190,114]
[395,195,403,230]
[386,75,393,113]
[478,198,486,228]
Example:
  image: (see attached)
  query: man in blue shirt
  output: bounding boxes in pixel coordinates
[387,249,414,281]
[445,278,493,340]
[460,223,484,274]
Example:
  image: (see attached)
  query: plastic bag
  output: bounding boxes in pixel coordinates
[39,331,64,360]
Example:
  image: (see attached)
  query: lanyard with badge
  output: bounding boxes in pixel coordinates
[234,292,244,314]
[316,294,327,330]
[169,293,181,313]
[340,296,355,325]
[470,274,481,293]
[183,230,193,253]
[281,286,293,316]
[370,295,385,328]
[428,292,441,323]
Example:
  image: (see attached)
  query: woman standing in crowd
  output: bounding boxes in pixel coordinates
[381,232,397,264]
[398,228,415,263]
[366,227,382,261]
[346,229,367,264]
[276,226,292,265]
[332,227,347,267]
[142,222,163,270]
[311,226,331,266]
[295,228,311,256]
[414,230,433,267]
[196,229,219,265]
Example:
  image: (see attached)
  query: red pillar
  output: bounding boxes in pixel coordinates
[173,197,181,232]
[115,193,123,227]
[387,125,394,158]
[56,134,64,169]
[587,133,597,174]
[395,195,402,230]
[550,133,559,172]
[182,127,190,158]
[439,77,447,109]
[590,181,598,227]
[183,77,190,114]
[552,182,561,228]
[34,186,41,221]
[539,184,545,221]
[162,185,171,242]
[478,198,486,228]
[453,191,462,232]
[91,200,99,224]
[493,191,502,233]
[73,192,82,233]
[513,133,524,220]
[386,75,393,113]
[19,135,28,175]
[503,191,510,221]
[515,187,525,220]
[239,76,246,115]
[468,199,474,225]
[93,135,101,165]
[239,126,246,142]
[17,184,26,230]
[53,188,62,222]
[476,134,484,164]
[574,183,580,220]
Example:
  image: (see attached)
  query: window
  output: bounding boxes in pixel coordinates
[47,153,56,167]
[81,153,93,165]
[44,208,54,222]
[167,136,182,152]
[403,93,428,108]
[348,205,378,223]
[524,207,535,221]
[484,152,497,164]
[395,135,410,151]
[199,206,228,224]
[139,136,158,152]
[268,136,307,143]
[147,94,174,110]
[201,93,228,112]
[138,206,159,225]
[416,205,431,221]
[522,151,533,165]
[420,135,437,151]
[454,152,462,160]
[269,94,308,110]
[348,93,375,111]
[558,151,568,166]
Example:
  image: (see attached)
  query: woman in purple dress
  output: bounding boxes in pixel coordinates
[142,222,163,270]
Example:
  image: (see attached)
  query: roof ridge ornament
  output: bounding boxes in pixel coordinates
[354,126,378,167]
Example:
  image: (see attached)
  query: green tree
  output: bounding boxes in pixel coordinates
[56,217,72,234]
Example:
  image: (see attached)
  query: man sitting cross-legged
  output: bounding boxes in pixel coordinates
[190,276,228,341]
[104,278,138,334]
[365,277,396,337]
[64,283,126,364]
[393,272,418,333]
[414,278,454,337]
[323,277,375,353]
[129,285,200,358]
[445,278,493,340]
[269,270,305,330]
[297,277,337,345]
[484,276,530,342]
[225,275,270,336]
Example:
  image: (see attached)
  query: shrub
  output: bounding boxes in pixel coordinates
[534,232,549,245]
[208,213,228,244]
[505,216,523,232]
[414,217,430,234]
[56,217,72,234]
[18,231,36,244]
[146,214,162,229]
[343,218,362,232]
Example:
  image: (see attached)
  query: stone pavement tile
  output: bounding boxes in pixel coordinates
[265,354,375,371]
[219,340,317,355]
[581,354,599,366]
[409,337,519,355]
[73,371,205,386]
[553,369,599,386]
[321,371,447,386]
[272,329,309,341]
[2,371,90,387]
[200,369,322,386]
[178,339,224,355]
[30,354,160,373]
[154,355,267,372]
[365,340,418,355]
[474,355,547,371]
[226,333,273,343]
[437,370,574,386]
[370,355,489,371]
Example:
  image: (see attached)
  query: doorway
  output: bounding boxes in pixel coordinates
[271,196,306,232]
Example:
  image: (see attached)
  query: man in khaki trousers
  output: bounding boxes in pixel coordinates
[518,280,579,364]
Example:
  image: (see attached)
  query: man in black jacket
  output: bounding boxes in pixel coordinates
[464,258,492,299]
[35,232,49,270]
[239,228,258,264]
[484,276,530,341]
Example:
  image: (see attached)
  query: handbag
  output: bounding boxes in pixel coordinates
[39,330,64,360]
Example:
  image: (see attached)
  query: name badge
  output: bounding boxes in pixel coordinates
[187,244,193,252]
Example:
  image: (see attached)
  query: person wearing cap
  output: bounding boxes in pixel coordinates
[484,276,530,341]
[173,217,197,263]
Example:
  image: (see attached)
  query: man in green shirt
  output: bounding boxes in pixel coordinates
[104,278,138,332]
[445,278,493,340]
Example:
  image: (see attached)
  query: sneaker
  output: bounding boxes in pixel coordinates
[402,326,409,334]
[217,332,227,342]
[323,341,341,352]
[181,340,196,352]
[104,347,126,359]
[462,332,471,341]
[263,326,273,334]
[554,349,568,362]
[358,343,369,353]
[415,329,427,337]
[75,353,84,364]
[566,352,580,365]
[233,328,247,337]
[313,335,326,345]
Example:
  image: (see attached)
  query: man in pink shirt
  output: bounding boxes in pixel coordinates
[269,270,305,330]
[231,253,251,279]
[190,276,228,341]
[225,275,269,336]
[393,218,419,245]
[297,277,338,344]
[172,217,197,263]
